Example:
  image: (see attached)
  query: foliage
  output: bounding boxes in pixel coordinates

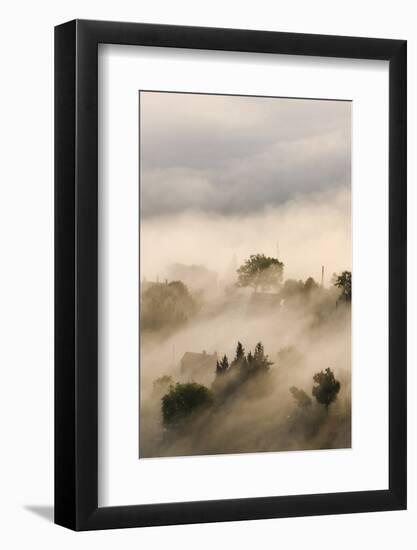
[216,354,229,375]
[212,341,274,402]
[141,280,197,332]
[278,277,319,303]
[333,271,352,302]
[162,383,213,427]
[304,277,319,293]
[280,278,305,299]
[230,341,247,370]
[290,386,312,408]
[216,341,273,382]
[237,254,284,292]
[250,342,273,373]
[312,368,341,411]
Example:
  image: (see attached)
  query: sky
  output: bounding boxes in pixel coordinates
[139,91,351,218]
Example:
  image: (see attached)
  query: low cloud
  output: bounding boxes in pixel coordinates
[140,92,351,217]
[141,186,351,285]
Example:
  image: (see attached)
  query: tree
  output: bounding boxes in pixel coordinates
[235,341,245,362]
[230,341,246,370]
[216,354,229,375]
[312,368,341,411]
[141,280,198,332]
[213,341,273,398]
[237,254,284,292]
[162,383,213,427]
[280,278,305,300]
[252,342,273,371]
[241,342,273,375]
[290,386,312,408]
[333,271,352,302]
[304,277,319,293]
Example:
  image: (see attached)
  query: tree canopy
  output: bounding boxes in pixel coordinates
[215,341,273,381]
[279,277,319,303]
[230,341,246,370]
[250,342,273,373]
[237,254,284,292]
[333,271,352,302]
[312,368,341,411]
[141,280,197,332]
[216,354,229,375]
[162,382,213,427]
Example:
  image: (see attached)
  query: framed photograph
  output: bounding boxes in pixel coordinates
[55,20,406,530]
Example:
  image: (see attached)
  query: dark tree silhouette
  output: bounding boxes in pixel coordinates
[290,386,312,408]
[230,341,247,370]
[237,254,284,292]
[237,342,273,376]
[216,354,229,375]
[312,368,341,411]
[214,341,274,379]
[235,342,245,361]
[252,342,273,371]
[212,341,273,398]
[333,271,352,302]
[162,383,213,427]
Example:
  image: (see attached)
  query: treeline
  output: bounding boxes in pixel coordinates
[236,253,352,304]
[158,341,341,429]
[141,251,351,334]
[215,341,272,377]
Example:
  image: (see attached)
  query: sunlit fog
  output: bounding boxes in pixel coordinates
[139,91,352,458]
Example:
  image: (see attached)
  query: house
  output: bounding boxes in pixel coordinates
[180,350,218,379]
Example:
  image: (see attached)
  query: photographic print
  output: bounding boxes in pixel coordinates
[139,91,352,459]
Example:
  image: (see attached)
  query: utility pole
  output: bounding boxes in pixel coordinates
[321,265,324,288]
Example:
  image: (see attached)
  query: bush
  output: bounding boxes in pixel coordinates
[162,383,213,427]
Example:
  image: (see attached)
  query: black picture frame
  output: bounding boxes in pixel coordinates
[55,19,407,531]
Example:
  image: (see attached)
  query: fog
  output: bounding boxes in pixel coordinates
[139,188,351,458]
[141,186,350,285]
[139,91,351,458]
[140,92,351,216]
